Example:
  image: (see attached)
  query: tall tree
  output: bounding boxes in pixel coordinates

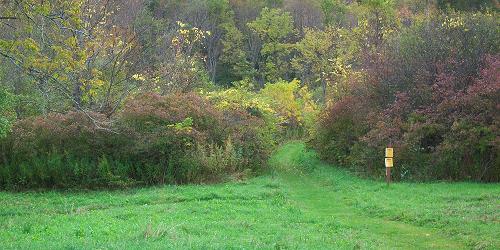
[248,7,296,83]
[293,28,337,100]
[0,0,142,125]
[320,0,348,27]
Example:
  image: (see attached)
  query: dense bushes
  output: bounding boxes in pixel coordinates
[0,112,122,188]
[206,79,318,140]
[313,12,500,182]
[0,92,273,189]
[0,81,315,189]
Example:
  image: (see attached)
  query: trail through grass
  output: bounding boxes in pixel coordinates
[271,143,499,249]
[0,142,498,249]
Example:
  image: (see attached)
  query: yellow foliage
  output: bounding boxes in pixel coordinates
[207,79,318,133]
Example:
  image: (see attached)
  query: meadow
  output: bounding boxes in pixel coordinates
[0,143,498,249]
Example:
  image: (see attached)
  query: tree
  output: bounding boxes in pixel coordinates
[0,1,142,122]
[293,28,338,100]
[145,21,210,94]
[219,16,255,84]
[0,0,88,113]
[206,0,254,84]
[320,0,348,27]
[0,88,14,138]
[248,7,296,83]
[359,0,398,48]
[260,79,318,130]
[284,0,323,32]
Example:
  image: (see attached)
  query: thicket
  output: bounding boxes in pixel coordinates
[313,12,500,182]
[0,76,318,189]
[0,92,274,189]
[206,79,318,139]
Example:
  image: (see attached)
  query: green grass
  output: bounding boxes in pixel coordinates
[0,142,498,249]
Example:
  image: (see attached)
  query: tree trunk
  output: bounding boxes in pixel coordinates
[73,81,83,109]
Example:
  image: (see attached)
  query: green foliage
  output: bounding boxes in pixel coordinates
[206,79,318,139]
[248,8,296,82]
[0,111,127,189]
[169,117,194,132]
[219,17,254,83]
[437,0,498,11]
[320,0,348,27]
[247,8,295,42]
[189,137,244,181]
[0,0,126,109]
[208,0,255,83]
[292,28,338,100]
[0,92,273,189]
[1,0,499,189]
[261,79,318,132]
[0,0,144,118]
[0,88,15,138]
[357,0,399,48]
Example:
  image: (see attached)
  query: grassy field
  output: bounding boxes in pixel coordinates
[0,142,498,249]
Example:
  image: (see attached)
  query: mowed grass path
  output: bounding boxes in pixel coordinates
[0,142,498,249]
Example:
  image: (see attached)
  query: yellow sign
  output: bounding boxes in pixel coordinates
[385,148,394,158]
[385,158,393,168]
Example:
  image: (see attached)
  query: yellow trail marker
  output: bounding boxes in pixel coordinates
[385,148,394,158]
[385,157,393,168]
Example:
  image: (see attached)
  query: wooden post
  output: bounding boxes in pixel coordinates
[385,147,394,185]
[386,166,391,185]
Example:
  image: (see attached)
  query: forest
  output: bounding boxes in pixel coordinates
[0,1,499,189]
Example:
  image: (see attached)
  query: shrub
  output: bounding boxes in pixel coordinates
[119,92,225,143]
[206,79,319,141]
[313,11,499,182]
[118,92,273,183]
[0,92,274,190]
[315,54,499,182]
[260,79,319,134]
[0,111,126,189]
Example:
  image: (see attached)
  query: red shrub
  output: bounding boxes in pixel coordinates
[314,53,499,181]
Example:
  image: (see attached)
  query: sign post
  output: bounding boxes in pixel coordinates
[385,148,394,185]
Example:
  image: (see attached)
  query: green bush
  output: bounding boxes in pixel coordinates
[0,92,274,190]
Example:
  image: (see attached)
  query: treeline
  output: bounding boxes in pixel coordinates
[0,0,499,188]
